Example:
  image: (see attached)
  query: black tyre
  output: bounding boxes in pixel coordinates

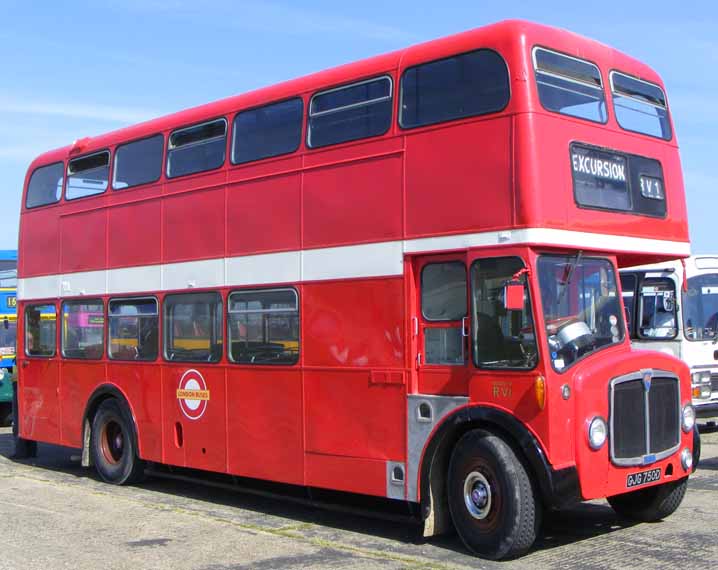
[91,399,145,485]
[608,477,688,522]
[448,430,541,560]
[0,402,12,427]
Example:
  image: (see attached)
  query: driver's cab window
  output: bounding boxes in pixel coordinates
[471,257,537,369]
[421,262,467,365]
[638,278,677,339]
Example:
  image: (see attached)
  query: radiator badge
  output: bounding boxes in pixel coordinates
[642,370,653,392]
[177,369,210,420]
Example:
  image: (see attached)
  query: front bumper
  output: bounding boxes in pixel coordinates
[695,401,718,419]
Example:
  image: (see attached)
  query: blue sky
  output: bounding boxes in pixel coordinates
[1,1,716,252]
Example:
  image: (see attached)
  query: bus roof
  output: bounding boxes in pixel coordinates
[25,19,664,172]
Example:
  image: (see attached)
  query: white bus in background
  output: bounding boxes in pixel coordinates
[620,256,718,420]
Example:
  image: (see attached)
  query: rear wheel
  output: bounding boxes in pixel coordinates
[447,430,541,560]
[91,399,145,485]
[608,478,688,522]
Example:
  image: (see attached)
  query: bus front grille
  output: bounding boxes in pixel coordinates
[610,371,680,466]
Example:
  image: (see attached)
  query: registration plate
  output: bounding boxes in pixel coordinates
[626,468,661,488]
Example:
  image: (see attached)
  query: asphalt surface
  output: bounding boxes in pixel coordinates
[0,426,717,570]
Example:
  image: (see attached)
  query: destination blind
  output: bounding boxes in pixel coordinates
[571,144,631,211]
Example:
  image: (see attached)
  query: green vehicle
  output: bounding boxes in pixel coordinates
[0,251,18,425]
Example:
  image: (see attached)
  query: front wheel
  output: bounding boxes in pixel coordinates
[448,430,541,560]
[91,399,145,485]
[608,478,688,522]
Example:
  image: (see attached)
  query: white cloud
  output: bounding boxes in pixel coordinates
[108,0,416,43]
[0,95,160,124]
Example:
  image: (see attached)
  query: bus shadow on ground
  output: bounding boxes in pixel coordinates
[0,433,636,558]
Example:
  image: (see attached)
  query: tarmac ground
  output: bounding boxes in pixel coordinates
[1,425,717,569]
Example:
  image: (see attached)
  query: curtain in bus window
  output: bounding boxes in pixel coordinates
[400,49,509,129]
[62,301,104,359]
[26,162,63,208]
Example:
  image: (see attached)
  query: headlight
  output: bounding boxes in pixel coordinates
[588,417,608,450]
[682,404,696,433]
[681,448,693,471]
[691,371,711,385]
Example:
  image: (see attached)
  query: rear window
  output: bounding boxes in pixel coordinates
[26,162,63,208]
[232,98,303,164]
[308,76,392,148]
[167,119,227,178]
[113,134,164,190]
[610,72,671,140]
[66,151,110,200]
[400,49,509,129]
[533,47,607,123]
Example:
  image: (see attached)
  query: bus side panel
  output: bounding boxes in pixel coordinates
[19,360,61,444]
[226,174,301,256]
[60,210,107,273]
[305,453,387,498]
[19,209,59,278]
[163,188,225,263]
[226,368,304,485]
[302,278,405,369]
[107,363,163,463]
[162,364,227,473]
[59,361,106,447]
[108,199,162,268]
[302,151,403,249]
[405,117,512,238]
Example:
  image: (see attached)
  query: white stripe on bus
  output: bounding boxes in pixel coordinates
[17,228,691,300]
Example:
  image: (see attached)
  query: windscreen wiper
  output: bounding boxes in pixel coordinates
[557,250,583,307]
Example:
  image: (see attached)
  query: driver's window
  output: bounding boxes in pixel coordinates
[638,278,677,339]
[163,292,222,362]
[470,257,537,369]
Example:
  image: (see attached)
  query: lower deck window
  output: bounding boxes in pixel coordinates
[164,292,222,362]
[228,288,299,365]
[25,304,57,356]
[109,298,159,360]
[62,300,104,359]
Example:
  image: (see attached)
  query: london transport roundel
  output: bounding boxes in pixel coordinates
[176,369,210,420]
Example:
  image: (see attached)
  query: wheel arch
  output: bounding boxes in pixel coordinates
[418,405,580,523]
[81,384,141,467]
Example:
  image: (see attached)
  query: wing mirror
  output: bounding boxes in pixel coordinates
[503,282,524,312]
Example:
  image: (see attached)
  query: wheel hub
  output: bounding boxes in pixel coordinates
[464,471,492,520]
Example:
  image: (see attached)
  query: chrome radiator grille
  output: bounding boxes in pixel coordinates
[610,370,680,467]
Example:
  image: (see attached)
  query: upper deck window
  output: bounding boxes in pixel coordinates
[610,72,671,140]
[167,118,227,178]
[308,76,392,148]
[400,49,509,129]
[533,47,607,124]
[113,134,164,190]
[66,151,110,200]
[26,162,63,208]
[232,98,303,164]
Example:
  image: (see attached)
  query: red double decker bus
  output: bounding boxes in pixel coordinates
[16,20,696,559]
